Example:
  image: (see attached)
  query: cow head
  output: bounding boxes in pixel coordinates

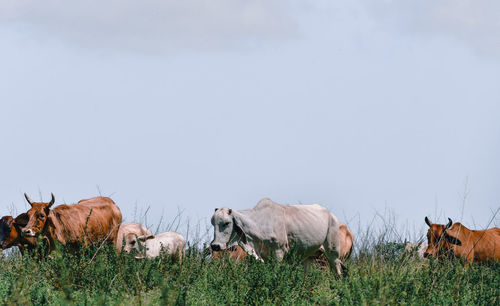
[0,213,30,249]
[423,217,462,259]
[123,233,153,254]
[129,234,154,259]
[0,216,15,249]
[22,193,55,237]
[210,207,242,252]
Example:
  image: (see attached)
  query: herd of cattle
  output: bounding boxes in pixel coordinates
[0,194,499,275]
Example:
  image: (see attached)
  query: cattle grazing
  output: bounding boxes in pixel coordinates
[211,198,346,276]
[208,222,352,265]
[210,245,247,262]
[131,231,186,261]
[115,222,152,253]
[423,217,500,264]
[0,213,36,255]
[21,193,122,251]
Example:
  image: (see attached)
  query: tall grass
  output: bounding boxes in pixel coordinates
[0,213,498,305]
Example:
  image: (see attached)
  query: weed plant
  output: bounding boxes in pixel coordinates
[0,239,498,305]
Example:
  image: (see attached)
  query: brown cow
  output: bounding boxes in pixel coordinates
[424,217,500,264]
[210,245,247,261]
[21,193,122,251]
[0,213,37,255]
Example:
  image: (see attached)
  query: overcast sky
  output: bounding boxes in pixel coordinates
[1,0,499,241]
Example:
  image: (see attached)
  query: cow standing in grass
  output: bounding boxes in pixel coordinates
[423,217,500,264]
[21,193,122,251]
[211,198,346,276]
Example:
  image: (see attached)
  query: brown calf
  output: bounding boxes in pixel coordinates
[424,217,500,264]
[211,245,247,261]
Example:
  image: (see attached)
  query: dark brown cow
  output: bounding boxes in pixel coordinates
[21,193,122,251]
[424,217,500,264]
[0,213,36,254]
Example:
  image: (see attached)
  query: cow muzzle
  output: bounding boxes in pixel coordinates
[22,228,36,237]
[211,243,222,252]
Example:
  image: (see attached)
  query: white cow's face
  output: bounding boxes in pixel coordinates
[123,233,143,253]
[210,207,235,252]
[126,234,153,258]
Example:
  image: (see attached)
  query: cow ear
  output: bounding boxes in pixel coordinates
[214,208,218,212]
[232,213,249,244]
[14,213,29,226]
[444,232,462,246]
[228,209,232,215]
[146,235,155,240]
[424,217,432,227]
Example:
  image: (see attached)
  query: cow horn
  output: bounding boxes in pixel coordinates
[444,218,452,230]
[48,193,55,208]
[424,216,432,227]
[24,193,34,207]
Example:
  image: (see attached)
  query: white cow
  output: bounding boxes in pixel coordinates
[132,231,186,261]
[211,198,346,275]
[115,222,152,253]
[404,242,428,259]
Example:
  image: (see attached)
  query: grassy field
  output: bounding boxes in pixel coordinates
[0,240,498,305]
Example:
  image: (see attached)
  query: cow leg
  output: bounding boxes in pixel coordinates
[324,217,345,276]
[302,257,313,274]
[274,249,285,261]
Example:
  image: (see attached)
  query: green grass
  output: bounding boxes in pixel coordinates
[0,243,498,305]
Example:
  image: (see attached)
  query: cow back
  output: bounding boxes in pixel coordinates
[49,197,122,246]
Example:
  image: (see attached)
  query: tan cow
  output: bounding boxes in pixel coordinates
[423,217,500,264]
[338,222,354,260]
[115,222,152,253]
[22,193,122,251]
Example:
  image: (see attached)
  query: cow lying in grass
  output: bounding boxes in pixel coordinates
[115,222,152,254]
[129,231,186,262]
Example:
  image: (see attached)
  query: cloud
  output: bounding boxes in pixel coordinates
[362,0,500,57]
[0,0,296,53]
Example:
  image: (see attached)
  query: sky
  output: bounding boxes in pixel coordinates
[1,0,499,242]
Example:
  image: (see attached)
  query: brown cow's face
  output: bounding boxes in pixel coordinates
[0,216,15,248]
[423,217,459,259]
[22,193,54,237]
